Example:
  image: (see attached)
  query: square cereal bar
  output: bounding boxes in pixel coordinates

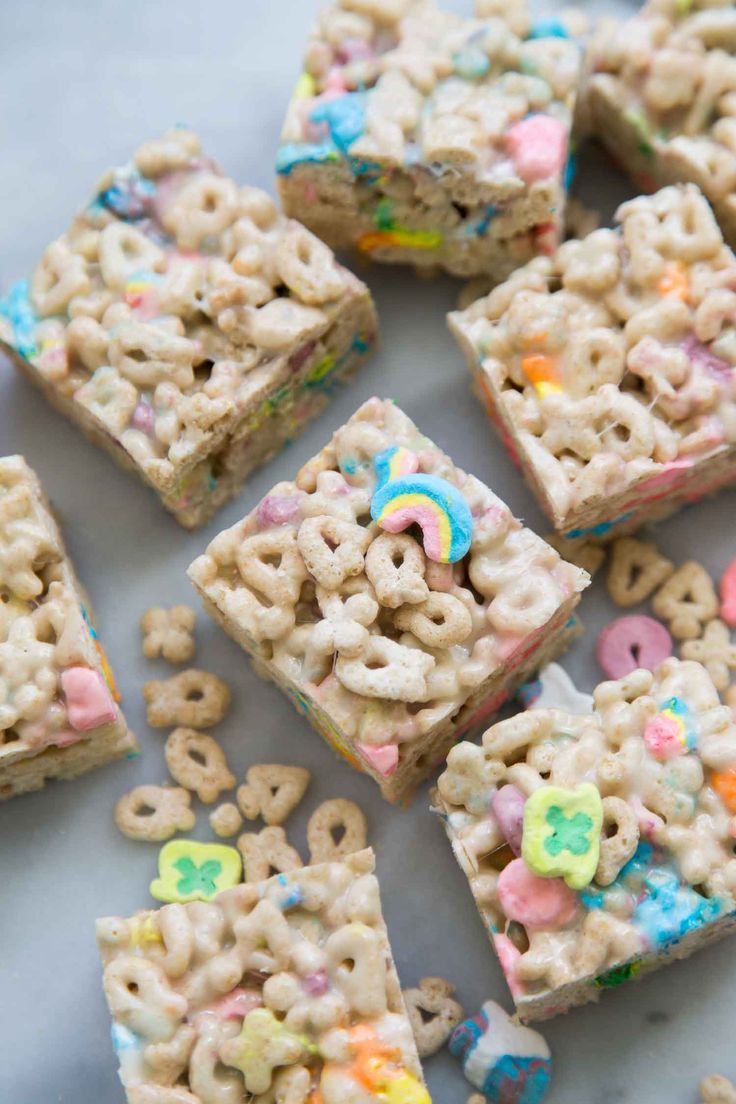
[96,848,429,1104]
[584,0,736,246]
[188,397,588,804]
[449,184,736,543]
[434,658,736,1022]
[0,456,136,799]
[0,129,377,529]
[276,0,580,278]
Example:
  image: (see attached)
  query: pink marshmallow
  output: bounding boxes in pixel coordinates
[493,933,524,1000]
[358,742,399,778]
[61,666,117,732]
[720,558,736,628]
[491,784,526,855]
[497,857,578,930]
[506,114,568,183]
[596,615,673,680]
[644,714,684,761]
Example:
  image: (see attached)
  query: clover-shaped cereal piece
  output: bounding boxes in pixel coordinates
[307,798,368,863]
[114,785,195,842]
[164,727,236,803]
[209,802,243,838]
[143,669,231,728]
[607,538,674,608]
[296,515,371,589]
[402,977,463,1057]
[140,605,196,664]
[236,764,311,825]
[149,839,242,903]
[437,742,504,816]
[237,826,303,882]
[652,562,719,640]
[681,621,736,693]
[220,1008,308,1095]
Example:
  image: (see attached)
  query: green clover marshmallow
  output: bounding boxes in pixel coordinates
[150,839,242,903]
[522,782,603,890]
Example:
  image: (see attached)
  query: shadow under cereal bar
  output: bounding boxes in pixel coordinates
[0,456,136,798]
[96,848,429,1103]
[449,184,736,543]
[434,658,736,1021]
[277,0,580,279]
[0,129,377,528]
[188,398,588,804]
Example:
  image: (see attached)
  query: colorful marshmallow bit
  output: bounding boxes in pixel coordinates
[720,558,736,628]
[506,114,568,185]
[449,1000,552,1104]
[371,450,474,564]
[596,615,673,680]
[522,783,603,890]
[520,354,562,398]
[374,446,421,488]
[149,839,242,903]
[334,1024,430,1104]
[644,696,697,761]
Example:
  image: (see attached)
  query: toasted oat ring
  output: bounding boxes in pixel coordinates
[164,728,236,803]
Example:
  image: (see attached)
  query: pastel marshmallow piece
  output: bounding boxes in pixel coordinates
[644,714,684,761]
[497,857,578,929]
[720,558,736,628]
[61,666,117,731]
[596,615,673,680]
[491,785,526,855]
[506,114,567,183]
[358,742,399,777]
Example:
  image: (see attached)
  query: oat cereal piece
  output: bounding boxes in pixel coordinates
[434,657,736,1022]
[607,538,674,608]
[96,849,428,1102]
[209,801,243,838]
[114,785,195,842]
[450,1000,551,1100]
[141,606,196,664]
[143,669,231,729]
[547,533,606,577]
[402,977,463,1057]
[236,763,311,825]
[307,798,368,863]
[450,185,736,544]
[150,839,242,903]
[276,1,581,280]
[188,398,589,804]
[726,684,736,717]
[0,456,136,800]
[702,1075,736,1104]
[0,131,377,529]
[681,620,736,693]
[467,1096,487,1104]
[164,727,236,803]
[237,825,304,882]
[652,562,719,640]
[584,2,736,249]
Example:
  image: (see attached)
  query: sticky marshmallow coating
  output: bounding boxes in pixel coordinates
[95,849,428,1104]
[276,0,580,278]
[584,0,736,247]
[0,129,377,528]
[188,398,588,804]
[449,183,736,542]
[0,455,135,799]
[435,657,736,1021]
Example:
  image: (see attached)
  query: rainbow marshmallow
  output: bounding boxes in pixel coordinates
[371,446,474,564]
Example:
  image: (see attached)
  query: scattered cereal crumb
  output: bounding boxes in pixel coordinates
[307,797,368,863]
[450,1000,551,1103]
[164,727,236,803]
[701,1074,736,1104]
[681,620,736,693]
[403,977,463,1057]
[652,562,719,641]
[607,537,674,608]
[143,668,231,728]
[114,784,195,841]
[209,802,243,838]
[236,763,311,825]
[237,825,303,882]
[140,605,196,663]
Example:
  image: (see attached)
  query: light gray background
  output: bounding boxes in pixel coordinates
[1,2,735,1101]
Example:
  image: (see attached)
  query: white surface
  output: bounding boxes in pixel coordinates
[1,2,735,1102]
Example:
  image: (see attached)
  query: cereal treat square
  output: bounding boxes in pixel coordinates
[188,398,588,804]
[584,0,736,247]
[449,184,736,544]
[435,658,736,1022]
[0,456,136,799]
[0,129,377,529]
[276,0,580,279]
[96,848,430,1104]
